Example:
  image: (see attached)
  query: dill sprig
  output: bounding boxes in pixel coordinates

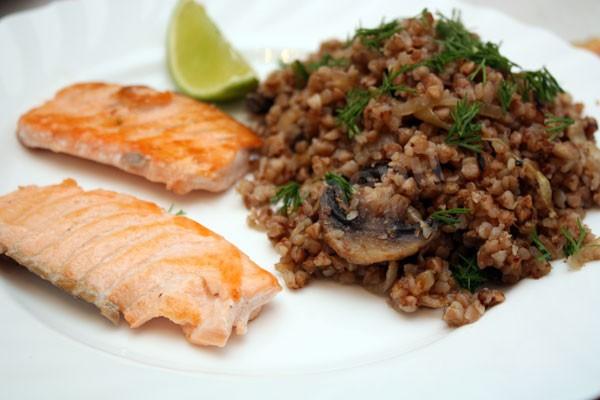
[530,228,552,262]
[286,54,349,89]
[419,8,432,27]
[167,204,186,216]
[397,63,423,75]
[354,19,401,49]
[561,219,586,257]
[518,67,564,104]
[431,12,562,104]
[468,59,487,83]
[337,69,415,138]
[325,172,354,202]
[307,54,349,71]
[498,80,517,113]
[336,89,371,139]
[445,99,483,153]
[471,41,515,74]
[290,60,309,89]
[430,208,470,225]
[271,182,303,215]
[545,114,575,141]
[379,70,416,96]
[452,255,486,292]
[429,10,516,74]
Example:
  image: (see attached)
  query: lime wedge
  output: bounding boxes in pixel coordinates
[167,0,257,102]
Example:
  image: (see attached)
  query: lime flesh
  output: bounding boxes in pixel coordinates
[167,0,257,101]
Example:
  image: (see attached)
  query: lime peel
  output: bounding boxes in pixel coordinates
[167,0,257,101]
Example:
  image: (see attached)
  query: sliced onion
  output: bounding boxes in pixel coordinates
[568,239,600,269]
[383,261,399,291]
[567,121,586,144]
[391,96,433,117]
[439,95,458,107]
[414,108,452,130]
[366,261,400,294]
[523,161,556,217]
[479,103,505,120]
[436,95,505,121]
[365,261,399,294]
[482,137,510,153]
[567,121,600,167]
[406,206,435,239]
[392,94,504,130]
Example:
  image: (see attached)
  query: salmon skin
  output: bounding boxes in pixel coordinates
[17,83,262,194]
[0,179,280,347]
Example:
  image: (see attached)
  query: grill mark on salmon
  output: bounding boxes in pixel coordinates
[0,180,280,346]
[14,201,165,273]
[67,223,178,283]
[36,212,165,266]
[0,180,81,222]
[19,202,154,259]
[81,231,199,293]
[14,192,122,228]
[17,83,262,194]
[7,186,83,225]
[11,191,165,262]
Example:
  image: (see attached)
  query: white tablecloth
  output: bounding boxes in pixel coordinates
[1,0,599,43]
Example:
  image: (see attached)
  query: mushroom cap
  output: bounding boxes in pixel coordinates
[319,185,437,265]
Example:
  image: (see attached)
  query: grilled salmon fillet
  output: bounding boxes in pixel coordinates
[17,83,262,194]
[0,179,280,347]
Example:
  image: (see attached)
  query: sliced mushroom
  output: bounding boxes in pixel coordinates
[319,185,437,265]
[245,92,274,114]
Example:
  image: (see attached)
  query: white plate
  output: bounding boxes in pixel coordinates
[1,0,600,398]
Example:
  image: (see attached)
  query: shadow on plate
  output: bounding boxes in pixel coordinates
[19,146,231,207]
[0,255,279,356]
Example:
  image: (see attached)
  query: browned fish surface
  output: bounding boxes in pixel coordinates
[0,179,280,347]
[17,83,262,194]
[575,38,600,56]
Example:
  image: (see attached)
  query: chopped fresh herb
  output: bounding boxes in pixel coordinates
[336,88,371,138]
[307,54,349,71]
[379,70,416,96]
[468,59,487,83]
[167,204,186,216]
[271,182,303,215]
[545,114,575,141]
[419,8,432,27]
[337,68,418,138]
[452,255,486,292]
[445,99,483,153]
[430,208,470,225]
[498,80,517,112]
[354,19,401,49]
[530,227,552,262]
[561,218,586,257]
[277,58,288,69]
[290,60,309,89]
[284,54,349,89]
[518,67,564,104]
[397,62,423,75]
[429,10,516,74]
[325,172,354,202]
[471,41,516,74]
[342,33,353,48]
[434,9,470,47]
